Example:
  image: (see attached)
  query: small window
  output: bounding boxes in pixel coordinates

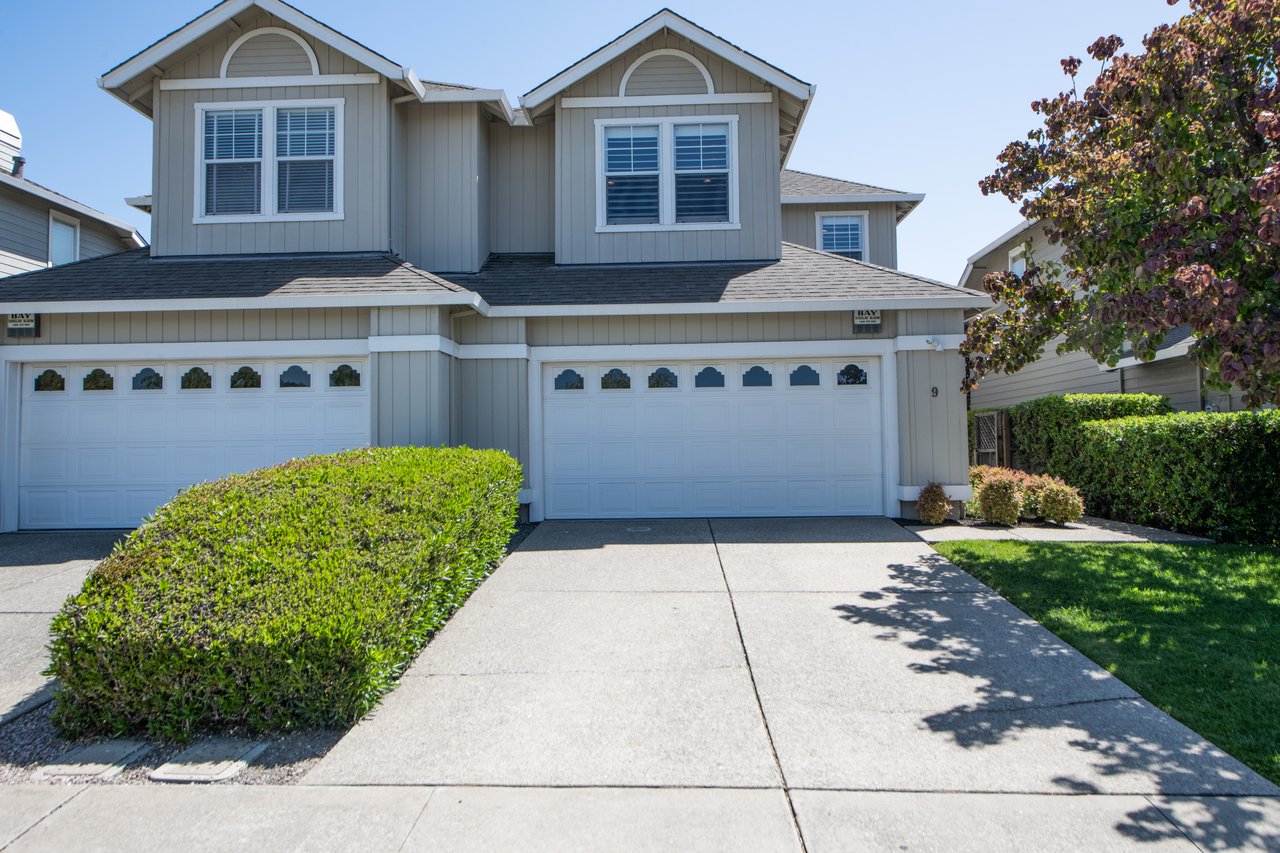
[600,368,631,390]
[554,369,584,391]
[694,366,725,388]
[33,369,65,392]
[648,367,678,389]
[82,368,114,391]
[742,365,772,387]
[48,213,79,267]
[789,365,820,387]
[819,213,866,261]
[837,364,869,386]
[132,368,163,391]
[1008,246,1027,278]
[329,364,361,387]
[604,125,660,225]
[279,365,311,388]
[229,365,262,389]
[181,367,213,390]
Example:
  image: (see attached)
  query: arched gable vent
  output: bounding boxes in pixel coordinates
[220,27,320,78]
[619,49,714,97]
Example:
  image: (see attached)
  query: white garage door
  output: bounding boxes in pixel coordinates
[541,357,884,518]
[18,358,370,529]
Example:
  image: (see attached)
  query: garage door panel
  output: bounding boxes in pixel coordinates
[19,358,369,529]
[543,358,885,519]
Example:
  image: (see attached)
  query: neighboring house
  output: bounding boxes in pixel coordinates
[960,219,1244,413]
[0,0,987,531]
[0,110,144,279]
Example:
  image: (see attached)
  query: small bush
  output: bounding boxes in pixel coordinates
[1036,479,1085,524]
[917,482,952,524]
[1009,393,1172,475]
[1076,411,1280,543]
[47,446,522,740]
[977,473,1023,526]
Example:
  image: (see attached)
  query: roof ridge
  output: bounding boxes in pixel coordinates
[781,241,976,295]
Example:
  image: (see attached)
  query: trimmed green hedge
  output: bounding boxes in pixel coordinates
[1008,393,1173,475]
[1076,411,1280,544]
[48,446,522,740]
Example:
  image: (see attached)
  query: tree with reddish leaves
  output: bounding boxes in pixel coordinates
[966,0,1280,406]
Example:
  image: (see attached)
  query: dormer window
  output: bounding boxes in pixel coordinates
[596,116,739,233]
[196,99,342,224]
[817,212,867,261]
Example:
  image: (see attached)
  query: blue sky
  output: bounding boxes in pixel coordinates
[2,0,1183,282]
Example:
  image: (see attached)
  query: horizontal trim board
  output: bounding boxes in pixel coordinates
[898,484,973,502]
[532,340,895,361]
[1,339,368,363]
[562,92,773,108]
[486,296,989,317]
[782,193,925,205]
[0,292,486,315]
[162,73,378,90]
[368,336,530,360]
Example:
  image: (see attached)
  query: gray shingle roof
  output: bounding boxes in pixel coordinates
[445,242,977,306]
[781,169,909,197]
[0,248,469,303]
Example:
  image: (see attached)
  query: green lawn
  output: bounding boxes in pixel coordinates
[932,540,1280,785]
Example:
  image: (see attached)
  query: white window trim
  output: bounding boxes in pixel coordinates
[814,210,868,261]
[193,98,344,225]
[1008,245,1027,276]
[594,115,741,234]
[47,211,80,267]
[618,48,715,97]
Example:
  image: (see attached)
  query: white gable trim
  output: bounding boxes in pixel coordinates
[101,0,424,99]
[619,48,714,96]
[219,26,319,78]
[521,9,812,111]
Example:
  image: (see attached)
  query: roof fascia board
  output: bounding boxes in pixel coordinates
[0,291,488,315]
[0,173,145,246]
[780,85,815,169]
[1105,338,1196,370]
[782,192,925,205]
[100,0,255,89]
[421,88,515,123]
[485,294,991,318]
[521,10,811,112]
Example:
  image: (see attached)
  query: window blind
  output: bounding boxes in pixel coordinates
[276,107,335,214]
[674,123,729,223]
[48,218,77,266]
[203,109,263,216]
[820,215,864,260]
[604,125,659,224]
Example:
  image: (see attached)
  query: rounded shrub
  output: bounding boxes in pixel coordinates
[1036,478,1085,525]
[916,482,951,525]
[977,473,1023,526]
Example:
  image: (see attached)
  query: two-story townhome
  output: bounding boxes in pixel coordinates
[0,110,144,280]
[961,220,1246,413]
[0,0,986,530]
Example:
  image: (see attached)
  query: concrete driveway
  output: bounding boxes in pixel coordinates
[300,517,1280,851]
[0,531,123,725]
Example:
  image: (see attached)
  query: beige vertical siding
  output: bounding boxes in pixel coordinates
[453,358,529,471]
[151,16,389,257]
[968,339,1121,410]
[0,184,134,277]
[369,306,444,337]
[223,32,314,77]
[781,202,899,268]
[372,350,450,446]
[621,54,710,96]
[452,315,526,344]
[398,102,487,273]
[0,308,370,346]
[896,310,968,509]
[527,311,894,346]
[1123,358,1201,412]
[488,121,554,254]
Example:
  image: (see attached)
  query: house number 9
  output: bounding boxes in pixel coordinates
[931,387,939,398]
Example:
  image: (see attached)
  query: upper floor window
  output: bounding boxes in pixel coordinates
[48,212,79,266]
[197,99,342,224]
[818,212,866,261]
[1008,245,1027,278]
[597,116,738,233]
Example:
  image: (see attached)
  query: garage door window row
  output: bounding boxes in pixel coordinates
[551,361,871,394]
[30,362,363,395]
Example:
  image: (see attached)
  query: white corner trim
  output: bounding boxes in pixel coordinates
[898,484,973,502]
[219,26,320,78]
[162,73,379,91]
[619,48,714,96]
[782,193,924,205]
[563,92,772,109]
[0,339,368,364]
